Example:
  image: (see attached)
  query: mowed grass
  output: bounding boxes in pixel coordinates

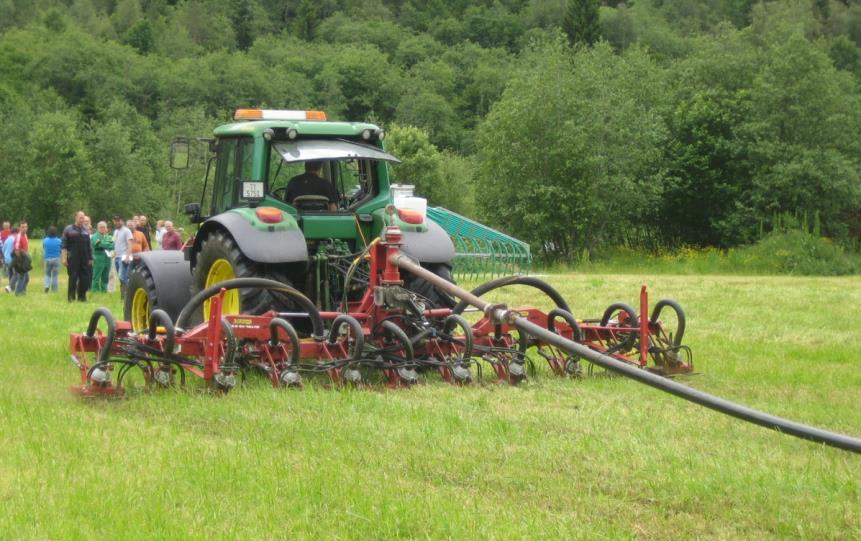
[0,268,859,540]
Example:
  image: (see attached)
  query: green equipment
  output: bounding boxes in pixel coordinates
[426,207,531,279]
[124,108,528,330]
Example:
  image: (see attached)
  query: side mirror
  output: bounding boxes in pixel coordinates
[170,138,190,169]
[184,202,202,223]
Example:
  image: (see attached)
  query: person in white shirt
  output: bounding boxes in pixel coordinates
[112,215,133,298]
[155,219,166,249]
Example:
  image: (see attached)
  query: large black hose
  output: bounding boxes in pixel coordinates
[516,317,861,454]
[391,255,861,454]
[175,277,326,340]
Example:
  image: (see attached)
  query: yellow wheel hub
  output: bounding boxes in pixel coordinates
[131,287,150,332]
[204,258,240,319]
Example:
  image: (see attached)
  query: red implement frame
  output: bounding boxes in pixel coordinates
[69,226,690,395]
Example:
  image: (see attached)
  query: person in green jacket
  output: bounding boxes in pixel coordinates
[90,221,114,293]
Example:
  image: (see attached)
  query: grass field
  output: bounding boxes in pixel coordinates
[0,266,859,540]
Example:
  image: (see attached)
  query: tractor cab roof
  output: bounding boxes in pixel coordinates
[213,109,381,139]
[273,139,400,164]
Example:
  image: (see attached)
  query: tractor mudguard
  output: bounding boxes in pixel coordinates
[137,250,193,320]
[399,220,455,264]
[192,211,308,267]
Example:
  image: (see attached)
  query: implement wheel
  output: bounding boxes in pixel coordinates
[192,231,293,321]
[124,265,157,332]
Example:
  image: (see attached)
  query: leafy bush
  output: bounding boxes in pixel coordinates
[730,230,860,275]
[566,231,861,276]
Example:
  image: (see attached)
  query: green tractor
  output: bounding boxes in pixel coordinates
[124,108,528,330]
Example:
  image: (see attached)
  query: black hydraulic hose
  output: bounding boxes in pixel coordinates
[379,320,414,362]
[85,307,116,366]
[175,277,326,340]
[268,318,301,367]
[516,317,861,454]
[651,299,686,346]
[547,308,584,342]
[327,314,365,363]
[443,314,474,360]
[147,309,176,355]
[451,275,571,315]
[220,317,237,368]
[600,302,639,327]
[599,302,639,352]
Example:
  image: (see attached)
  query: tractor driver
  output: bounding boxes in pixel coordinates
[285,160,338,211]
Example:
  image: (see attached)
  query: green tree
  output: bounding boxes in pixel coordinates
[25,110,91,227]
[743,31,861,241]
[600,3,636,52]
[660,28,760,246]
[386,124,475,214]
[123,19,154,54]
[477,40,668,257]
[395,90,461,150]
[175,0,235,51]
[563,0,600,46]
[85,102,166,221]
[315,13,409,56]
[231,0,255,50]
[112,0,143,35]
[663,22,861,246]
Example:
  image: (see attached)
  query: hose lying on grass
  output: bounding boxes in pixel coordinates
[394,253,861,455]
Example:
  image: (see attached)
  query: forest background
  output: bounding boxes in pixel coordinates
[1,0,860,263]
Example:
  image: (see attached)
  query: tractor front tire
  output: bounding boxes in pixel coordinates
[124,265,158,332]
[192,231,293,320]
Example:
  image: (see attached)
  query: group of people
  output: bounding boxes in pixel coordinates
[2,221,31,296]
[1,212,184,301]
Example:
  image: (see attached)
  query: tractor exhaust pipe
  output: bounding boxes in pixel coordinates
[391,254,861,454]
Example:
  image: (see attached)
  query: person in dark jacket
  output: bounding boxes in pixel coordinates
[285,161,339,211]
[62,211,94,302]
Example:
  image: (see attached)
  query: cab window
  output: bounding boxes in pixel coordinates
[212,136,254,214]
[267,153,378,210]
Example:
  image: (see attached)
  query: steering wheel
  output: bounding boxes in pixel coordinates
[271,186,288,201]
[292,195,330,211]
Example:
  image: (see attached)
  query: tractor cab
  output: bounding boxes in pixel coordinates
[130,107,529,331]
[178,109,410,247]
[195,109,396,217]
[266,138,400,214]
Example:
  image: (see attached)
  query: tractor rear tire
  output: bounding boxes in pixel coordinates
[404,263,456,309]
[191,231,294,321]
[124,264,158,332]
